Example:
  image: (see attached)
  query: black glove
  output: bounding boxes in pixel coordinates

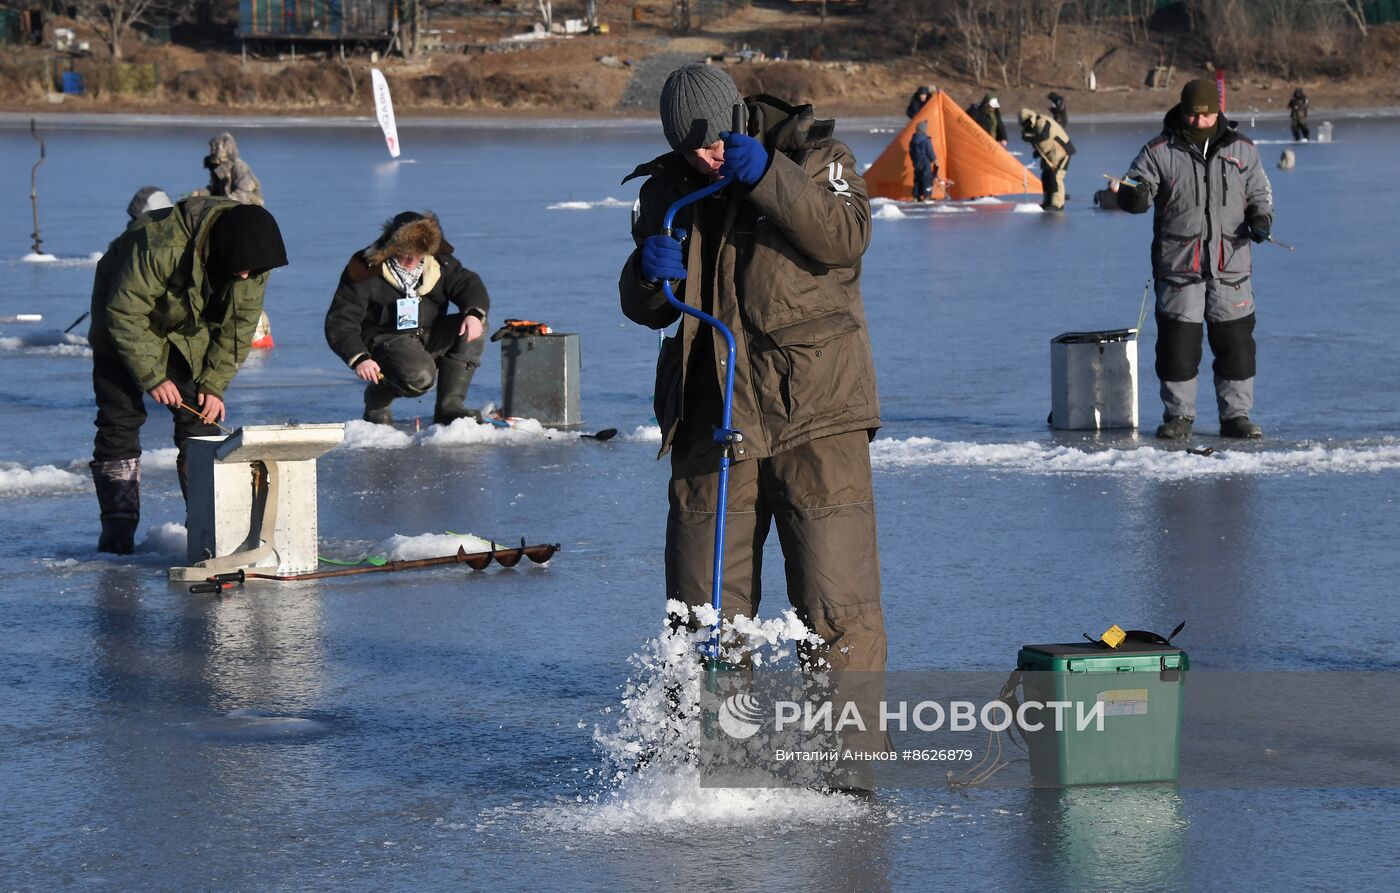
[1247,218,1271,244]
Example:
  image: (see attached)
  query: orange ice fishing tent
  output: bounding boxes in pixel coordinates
[865,89,1042,202]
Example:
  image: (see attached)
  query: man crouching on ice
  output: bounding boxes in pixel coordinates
[618,64,888,687]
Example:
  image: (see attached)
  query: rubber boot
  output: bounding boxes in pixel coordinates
[1220,416,1263,439]
[91,458,140,555]
[433,360,480,426]
[363,382,396,426]
[1156,416,1194,440]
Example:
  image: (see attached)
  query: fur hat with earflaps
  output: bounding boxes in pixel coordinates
[366,211,451,265]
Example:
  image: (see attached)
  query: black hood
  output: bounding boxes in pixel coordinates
[205,204,288,281]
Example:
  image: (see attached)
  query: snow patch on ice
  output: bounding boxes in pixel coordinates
[142,447,178,471]
[0,461,87,497]
[18,252,102,266]
[137,522,186,556]
[0,330,91,356]
[374,531,501,560]
[870,436,1400,480]
[1013,203,1045,213]
[547,197,632,210]
[873,204,908,220]
[339,419,414,449]
[964,197,1005,205]
[621,425,662,444]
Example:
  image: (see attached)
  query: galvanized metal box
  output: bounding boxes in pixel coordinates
[500,333,581,427]
[1050,329,1138,431]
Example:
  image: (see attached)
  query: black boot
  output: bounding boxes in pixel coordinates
[363,382,396,426]
[1220,416,1263,439]
[433,360,480,426]
[91,458,140,555]
[1155,416,1194,440]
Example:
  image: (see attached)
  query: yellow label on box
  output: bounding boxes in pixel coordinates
[1101,624,1126,648]
[1099,688,1149,716]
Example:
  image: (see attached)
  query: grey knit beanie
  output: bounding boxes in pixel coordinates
[659,64,742,151]
[126,185,172,220]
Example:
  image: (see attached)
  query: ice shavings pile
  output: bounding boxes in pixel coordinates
[871,436,1400,480]
[339,416,623,450]
[523,602,867,833]
[373,531,502,559]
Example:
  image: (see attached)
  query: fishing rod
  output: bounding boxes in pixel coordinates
[188,541,561,593]
[178,401,235,434]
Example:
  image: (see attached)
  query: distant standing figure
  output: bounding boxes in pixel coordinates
[1048,92,1069,127]
[906,85,932,119]
[1112,79,1274,441]
[325,212,489,426]
[909,120,937,202]
[969,93,1007,145]
[204,133,265,206]
[1288,88,1310,142]
[1018,108,1073,210]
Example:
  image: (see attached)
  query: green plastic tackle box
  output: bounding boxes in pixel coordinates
[1017,640,1188,786]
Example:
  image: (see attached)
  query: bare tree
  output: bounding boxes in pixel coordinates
[1315,0,1368,37]
[71,0,169,61]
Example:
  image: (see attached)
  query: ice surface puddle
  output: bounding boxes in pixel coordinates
[516,603,869,834]
[872,436,1400,480]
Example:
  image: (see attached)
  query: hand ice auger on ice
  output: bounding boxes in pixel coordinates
[660,177,734,667]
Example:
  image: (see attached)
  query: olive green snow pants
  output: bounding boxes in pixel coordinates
[665,429,887,674]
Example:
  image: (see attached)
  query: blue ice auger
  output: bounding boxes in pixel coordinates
[659,177,736,670]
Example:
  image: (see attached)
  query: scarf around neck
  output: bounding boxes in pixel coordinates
[387,257,425,299]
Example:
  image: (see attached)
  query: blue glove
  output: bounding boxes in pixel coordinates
[1247,219,1271,244]
[640,230,686,282]
[718,131,770,185]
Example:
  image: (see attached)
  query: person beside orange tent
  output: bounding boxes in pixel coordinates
[1018,107,1074,210]
[908,120,937,202]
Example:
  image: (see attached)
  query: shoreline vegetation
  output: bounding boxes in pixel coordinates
[2,3,1397,122]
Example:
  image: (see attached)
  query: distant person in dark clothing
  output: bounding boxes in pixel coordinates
[909,120,937,201]
[1048,92,1069,127]
[1288,88,1310,142]
[906,85,932,119]
[969,92,1007,145]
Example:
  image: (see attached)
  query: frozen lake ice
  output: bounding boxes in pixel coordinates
[1,110,1397,889]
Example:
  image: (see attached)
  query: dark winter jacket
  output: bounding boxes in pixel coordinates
[906,90,931,119]
[1117,109,1273,284]
[325,249,489,369]
[620,95,880,460]
[970,99,1007,142]
[909,129,937,174]
[1288,93,1309,125]
[88,197,273,398]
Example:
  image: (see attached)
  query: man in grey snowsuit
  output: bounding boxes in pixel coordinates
[202,133,265,206]
[909,120,937,201]
[620,65,886,681]
[1114,79,1273,440]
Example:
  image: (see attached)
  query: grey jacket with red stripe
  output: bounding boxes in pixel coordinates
[1118,109,1273,285]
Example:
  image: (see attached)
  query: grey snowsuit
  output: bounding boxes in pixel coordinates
[1119,111,1273,422]
[620,97,886,679]
[205,133,265,206]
